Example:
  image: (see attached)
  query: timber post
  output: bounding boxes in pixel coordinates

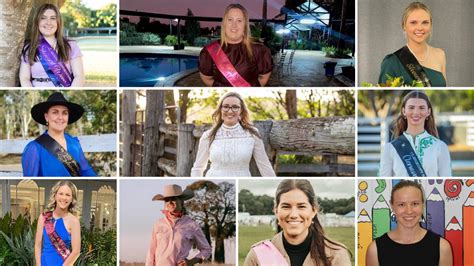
[176,123,195,176]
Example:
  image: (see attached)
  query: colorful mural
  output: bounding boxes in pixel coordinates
[357,179,474,266]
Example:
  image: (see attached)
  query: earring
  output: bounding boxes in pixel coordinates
[426,117,430,120]
[46,121,49,126]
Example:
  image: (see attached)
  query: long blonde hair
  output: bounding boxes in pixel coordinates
[46,180,79,216]
[220,4,254,61]
[22,3,71,65]
[208,91,260,145]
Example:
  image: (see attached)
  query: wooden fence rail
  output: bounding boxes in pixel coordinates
[124,116,355,176]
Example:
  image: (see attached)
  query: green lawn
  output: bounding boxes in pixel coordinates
[75,37,117,52]
[238,225,355,266]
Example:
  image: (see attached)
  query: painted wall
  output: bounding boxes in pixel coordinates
[357,179,474,266]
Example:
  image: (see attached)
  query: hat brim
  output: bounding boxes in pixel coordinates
[152,188,194,201]
[31,101,84,126]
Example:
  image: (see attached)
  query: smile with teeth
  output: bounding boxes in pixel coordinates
[286,220,303,225]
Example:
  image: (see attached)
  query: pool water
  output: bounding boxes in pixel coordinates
[120,53,198,87]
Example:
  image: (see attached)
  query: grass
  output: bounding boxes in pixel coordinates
[238,225,355,266]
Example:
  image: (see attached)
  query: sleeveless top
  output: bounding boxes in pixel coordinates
[376,230,440,266]
[41,218,71,266]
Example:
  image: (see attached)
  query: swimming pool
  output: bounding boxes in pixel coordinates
[120,53,198,87]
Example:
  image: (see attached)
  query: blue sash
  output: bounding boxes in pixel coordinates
[391,134,427,177]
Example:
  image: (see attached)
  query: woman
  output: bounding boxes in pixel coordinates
[191,92,275,177]
[35,180,81,266]
[244,179,351,266]
[378,2,446,87]
[146,184,212,265]
[379,91,451,177]
[19,3,85,87]
[366,180,453,266]
[198,3,273,87]
[22,92,96,176]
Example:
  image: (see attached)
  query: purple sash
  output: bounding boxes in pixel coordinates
[206,41,251,87]
[43,211,71,261]
[37,36,73,87]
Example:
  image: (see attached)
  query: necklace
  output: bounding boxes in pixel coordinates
[407,44,429,62]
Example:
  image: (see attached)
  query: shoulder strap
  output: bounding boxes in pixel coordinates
[206,41,251,87]
[391,134,427,177]
[43,211,71,261]
[394,46,431,87]
[35,134,81,176]
[252,240,289,266]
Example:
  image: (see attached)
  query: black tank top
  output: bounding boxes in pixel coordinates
[376,230,440,266]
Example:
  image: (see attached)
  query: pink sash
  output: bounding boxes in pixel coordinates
[252,240,289,266]
[43,211,71,261]
[206,41,251,87]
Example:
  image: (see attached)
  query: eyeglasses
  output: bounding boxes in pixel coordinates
[222,105,241,112]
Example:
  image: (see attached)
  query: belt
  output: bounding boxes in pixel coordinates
[31,77,52,82]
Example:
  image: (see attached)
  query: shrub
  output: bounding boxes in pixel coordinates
[164,35,178,46]
[194,36,210,47]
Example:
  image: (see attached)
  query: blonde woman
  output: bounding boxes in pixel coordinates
[198,3,273,87]
[191,92,276,177]
[35,180,81,265]
[379,2,446,86]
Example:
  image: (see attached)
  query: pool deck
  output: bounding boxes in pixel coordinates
[120,45,354,87]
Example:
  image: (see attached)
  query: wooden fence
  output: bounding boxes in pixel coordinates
[122,116,355,176]
[0,134,116,176]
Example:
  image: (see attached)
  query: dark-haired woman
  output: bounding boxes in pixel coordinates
[244,179,351,266]
[191,91,275,177]
[379,91,451,177]
[199,4,273,87]
[366,180,453,266]
[19,3,84,87]
[22,92,96,176]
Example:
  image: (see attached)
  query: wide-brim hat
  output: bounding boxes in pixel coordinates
[152,184,194,201]
[31,92,84,126]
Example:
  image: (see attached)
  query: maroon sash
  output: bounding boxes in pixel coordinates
[206,41,251,87]
[37,36,73,87]
[43,211,71,261]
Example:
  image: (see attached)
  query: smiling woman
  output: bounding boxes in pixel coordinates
[190,91,275,177]
[378,2,446,87]
[34,180,81,265]
[21,92,96,177]
[379,91,451,177]
[19,3,85,87]
[244,179,351,266]
[198,3,273,87]
[365,180,453,266]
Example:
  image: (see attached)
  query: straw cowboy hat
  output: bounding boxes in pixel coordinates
[31,92,84,126]
[152,184,194,201]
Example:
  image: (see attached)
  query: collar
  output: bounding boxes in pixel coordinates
[402,130,431,146]
[221,123,240,130]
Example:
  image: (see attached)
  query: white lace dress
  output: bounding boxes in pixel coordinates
[190,123,276,177]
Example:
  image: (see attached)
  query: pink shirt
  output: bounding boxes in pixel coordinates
[145,215,212,266]
[21,40,82,87]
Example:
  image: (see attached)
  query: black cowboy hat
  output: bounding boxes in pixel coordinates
[31,92,84,126]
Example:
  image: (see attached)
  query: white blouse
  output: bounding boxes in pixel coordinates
[190,123,276,177]
[379,131,452,177]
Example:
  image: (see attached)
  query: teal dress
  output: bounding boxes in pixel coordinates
[378,54,446,87]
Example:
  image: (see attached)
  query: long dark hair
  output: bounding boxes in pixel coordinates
[22,3,71,65]
[392,90,438,139]
[275,179,349,266]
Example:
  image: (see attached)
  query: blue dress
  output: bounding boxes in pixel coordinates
[41,218,71,266]
[22,131,96,176]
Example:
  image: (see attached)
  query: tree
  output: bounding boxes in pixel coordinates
[184,9,200,46]
[186,181,236,263]
[0,0,33,86]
